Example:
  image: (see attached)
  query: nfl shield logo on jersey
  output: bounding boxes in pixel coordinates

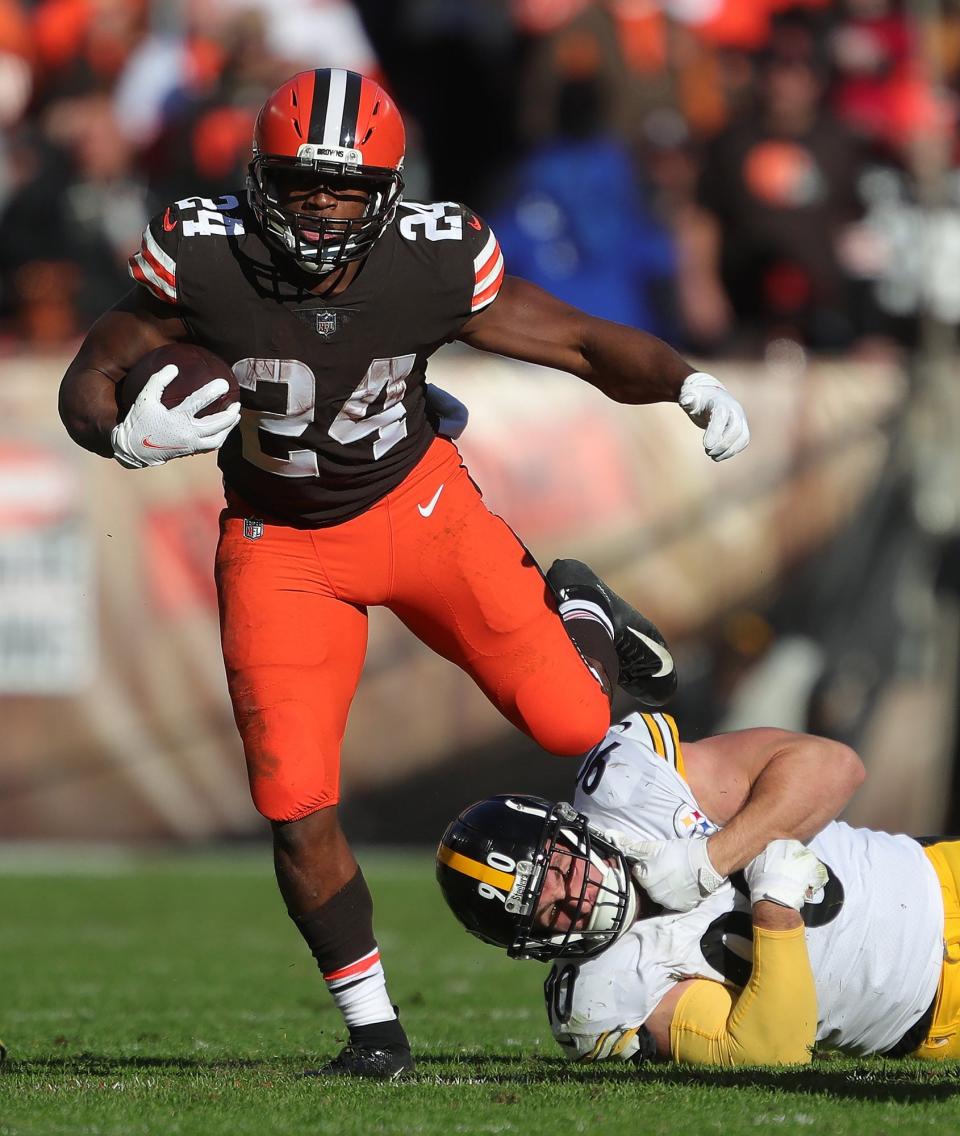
[314,310,338,337]
[243,517,264,541]
[673,805,717,838]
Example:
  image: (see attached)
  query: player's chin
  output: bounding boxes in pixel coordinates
[633,880,655,917]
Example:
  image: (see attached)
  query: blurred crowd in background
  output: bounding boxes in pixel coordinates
[1,0,959,841]
[0,0,958,356]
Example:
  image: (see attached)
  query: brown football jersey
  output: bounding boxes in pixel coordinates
[128,192,504,525]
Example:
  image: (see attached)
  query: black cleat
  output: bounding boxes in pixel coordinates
[546,559,677,707]
[307,1043,415,1080]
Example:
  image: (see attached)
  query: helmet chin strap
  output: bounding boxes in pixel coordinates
[278,228,338,275]
[584,857,638,940]
[297,257,338,275]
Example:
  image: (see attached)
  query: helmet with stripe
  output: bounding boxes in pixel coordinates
[248,68,405,274]
[436,795,637,962]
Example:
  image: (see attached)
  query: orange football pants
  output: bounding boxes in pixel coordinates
[215,437,611,822]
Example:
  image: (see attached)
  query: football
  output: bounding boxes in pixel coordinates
[117,343,239,420]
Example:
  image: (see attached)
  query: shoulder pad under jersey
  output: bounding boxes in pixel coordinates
[395,200,504,314]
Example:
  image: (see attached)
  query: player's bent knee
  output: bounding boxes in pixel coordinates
[245,734,340,821]
[230,677,344,822]
[516,681,609,756]
[535,716,608,757]
[250,780,340,823]
[270,802,341,856]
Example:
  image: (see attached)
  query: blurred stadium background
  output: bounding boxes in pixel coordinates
[0,0,959,852]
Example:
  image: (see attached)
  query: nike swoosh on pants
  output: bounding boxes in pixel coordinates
[417,484,444,517]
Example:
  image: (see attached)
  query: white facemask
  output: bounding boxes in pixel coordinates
[585,855,638,937]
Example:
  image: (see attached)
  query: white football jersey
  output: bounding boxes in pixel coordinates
[546,712,944,1060]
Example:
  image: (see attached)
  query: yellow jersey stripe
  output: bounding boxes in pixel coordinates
[640,713,666,759]
[664,714,685,778]
[437,846,514,892]
[641,711,685,776]
[612,1027,641,1057]
[583,1031,612,1062]
[653,712,676,767]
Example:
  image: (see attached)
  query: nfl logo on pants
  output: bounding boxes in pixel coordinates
[243,517,264,541]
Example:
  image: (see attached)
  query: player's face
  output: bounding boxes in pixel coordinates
[271,170,371,237]
[534,846,606,935]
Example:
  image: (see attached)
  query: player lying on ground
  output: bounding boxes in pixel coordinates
[58,67,749,1078]
[437,711,960,1064]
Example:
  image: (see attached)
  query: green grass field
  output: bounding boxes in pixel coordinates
[1,848,958,1136]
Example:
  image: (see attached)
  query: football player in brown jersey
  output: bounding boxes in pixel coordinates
[58,68,751,1078]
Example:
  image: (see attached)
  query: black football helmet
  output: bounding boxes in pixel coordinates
[436,794,638,962]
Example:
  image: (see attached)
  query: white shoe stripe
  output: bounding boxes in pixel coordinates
[558,598,614,638]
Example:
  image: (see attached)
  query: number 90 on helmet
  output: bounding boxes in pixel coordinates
[435,794,637,962]
[247,68,405,274]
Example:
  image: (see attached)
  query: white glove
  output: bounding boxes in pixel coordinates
[605,832,724,912]
[111,364,241,469]
[424,382,469,439]
[679,372,750,462]
[744,839,828,911]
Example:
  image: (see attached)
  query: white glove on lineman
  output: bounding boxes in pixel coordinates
[744,839,828,911]
[111,364,241,469]
[604,832,725,912]
[424,382,469,439]
[679,372,750,462]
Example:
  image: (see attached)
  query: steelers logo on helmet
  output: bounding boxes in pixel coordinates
[436,795,637,962]
[247,68,405,275]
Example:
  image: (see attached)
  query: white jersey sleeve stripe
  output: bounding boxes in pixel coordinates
[474,248,504,296]
[472,231,497,274]
[127,220,178,303]
[470,226,504,312]
[128,251,177,303]
[143,225,176,276]
[470,264,504,312]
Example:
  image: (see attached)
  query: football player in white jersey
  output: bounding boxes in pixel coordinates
[437,712,960,1065]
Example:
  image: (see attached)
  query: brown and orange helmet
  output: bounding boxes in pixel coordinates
[247,68,405,274]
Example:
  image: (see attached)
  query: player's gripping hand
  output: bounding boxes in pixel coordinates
[604,832,724,912]
[424,382,469,440]
[111,364,241,469]
[744,839,828,911]
[679,372,750,462]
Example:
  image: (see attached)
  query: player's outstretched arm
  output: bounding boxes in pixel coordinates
[58,288,188,458]
[684,728,866,880]
[610,727,864,911]
[456,275,749,461]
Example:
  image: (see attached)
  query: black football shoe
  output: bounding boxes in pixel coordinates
[307,1043,415,1080]
[546,559,677,707]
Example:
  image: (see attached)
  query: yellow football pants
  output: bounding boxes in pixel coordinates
[914,840,960,1059]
